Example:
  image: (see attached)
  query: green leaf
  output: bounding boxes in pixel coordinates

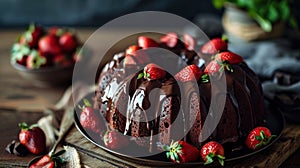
[212,0,225,9]
[18,122,29,130]
[289,16,299,30]
[249,10,272,32]
[279,0,290,21]
[146,73,150,79]
[201,74,209,83]
[255,135,262,140]
[173,152,180,163]
[166,152,170,158]
[137,73,144,79]
[11,43,31,63]
[267,4,279,22]
[218,157,225,166]
[204,155,214,165]
[29,50,46,69]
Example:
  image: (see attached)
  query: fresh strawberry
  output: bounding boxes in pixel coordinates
[59,32,78,53]
[72,48,82,62]
[183,33,195,51]
[174,64,202,82]
[138,36,159,49]
[200,141,225,166]
[18,122,46,155]
[201,36,228,55]
[30,150,65,168]
[53,54,73,67]
[123,55,138,66]
[16,55,28,66]
[19,24,44,48]
[160,140,199,163]
[124,46,150,66]
[245,127,276,150]
[103,130,129,149]
[160,32,179,48]
[204,60,222,75]
[79,99,105,135]
[48,27,65,36]
[138,63,166,80]
[30,155,54,168]
[38,35,61,56]
[125,45,141,56]
[26,50,46,69]
[215,51,243,64]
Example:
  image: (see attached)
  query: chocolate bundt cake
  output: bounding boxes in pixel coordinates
[95,33,266,154]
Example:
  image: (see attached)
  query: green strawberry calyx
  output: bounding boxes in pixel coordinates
[159,140,182,163]
[137,70,150,80]
[28,50,46,69]
[18,122,39,131]
[254,130,276,149]
[49,150,66,168]
[204,152,225,166]
[78,98,92,110]
[221,34,229,43]
[11,43,31,63]
[219,60,233,73]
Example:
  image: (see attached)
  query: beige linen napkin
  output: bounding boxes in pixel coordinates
[37,82,95,168]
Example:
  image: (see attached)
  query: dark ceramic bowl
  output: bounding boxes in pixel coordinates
[11,62,74,88]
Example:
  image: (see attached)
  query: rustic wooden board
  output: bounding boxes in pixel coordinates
[65,123,300,168]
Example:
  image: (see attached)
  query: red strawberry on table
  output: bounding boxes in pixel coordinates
[201,36,228,55]
[38,34,61,56]
[160,32,179,48]
[175,64,202,82]
[215,51,243,64]
[138,36,159,49]
[138,63,166,80]
[30,150,65,168]
[59,32,78,53]
[30,155,54,168]
[245,126,276,150]
[103,130,129,150]
[161,140,199,163]
[200,141,225,166]
[79,99,105,135]
[18,122,46,155]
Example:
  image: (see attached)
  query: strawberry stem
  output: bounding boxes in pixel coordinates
[18,122,29,130]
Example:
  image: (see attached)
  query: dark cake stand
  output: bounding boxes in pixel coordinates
[74,94,285,167]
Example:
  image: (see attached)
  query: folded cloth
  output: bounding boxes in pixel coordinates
[38,83,94,152]
[229,38,300,79]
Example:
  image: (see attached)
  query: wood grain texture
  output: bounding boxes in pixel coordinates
[65,123,300,168]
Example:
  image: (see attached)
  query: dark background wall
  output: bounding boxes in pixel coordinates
[0,0,299,28]
[0,0,224,27]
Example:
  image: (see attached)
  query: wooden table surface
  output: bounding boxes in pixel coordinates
[1,29,300,168]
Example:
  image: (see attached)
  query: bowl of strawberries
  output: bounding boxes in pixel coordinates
[10,24,82,87]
